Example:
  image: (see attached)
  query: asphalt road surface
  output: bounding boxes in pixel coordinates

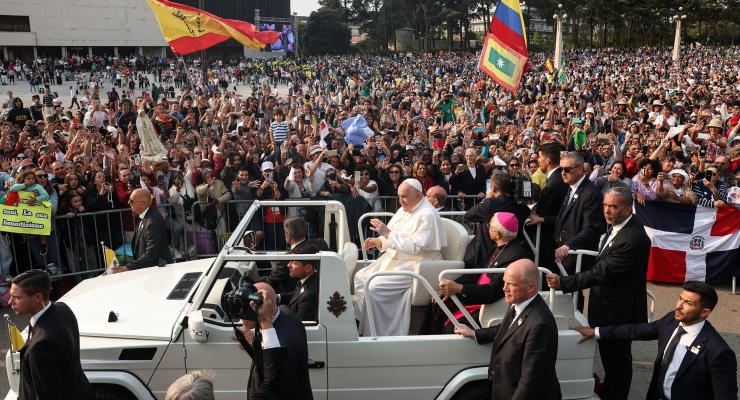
[0,281,737,398]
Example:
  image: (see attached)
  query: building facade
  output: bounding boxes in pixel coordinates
[0,0,290,60]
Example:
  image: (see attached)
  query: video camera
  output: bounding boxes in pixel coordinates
[224,281,263,321]
[510,172,533,204]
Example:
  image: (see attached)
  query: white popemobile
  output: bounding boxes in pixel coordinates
[5,200,616,400]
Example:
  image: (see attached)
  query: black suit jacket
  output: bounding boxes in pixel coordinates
[279,273,318,322]
[129,208,170,270]
[248,306,313,400]
[530,168,568,268]
[458,240,532,305]
[560,216,651,327]
[600,312,738,400]
[451,165,486,196]
[19,302,94,400]
[552,178,606,274]
[462,195,532,270]
[474,295,562,400]
[269,239,329,294]
[465,195,532,241]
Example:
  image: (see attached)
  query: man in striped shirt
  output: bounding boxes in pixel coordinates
[42,89,54,118]
[269,109,289,145]
[692,164,728,208]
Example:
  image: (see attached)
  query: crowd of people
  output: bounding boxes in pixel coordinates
[0,45,738,284]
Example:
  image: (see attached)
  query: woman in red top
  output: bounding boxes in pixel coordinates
[412,161,435,194]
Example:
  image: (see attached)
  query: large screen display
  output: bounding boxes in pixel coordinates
[259,22,295,52]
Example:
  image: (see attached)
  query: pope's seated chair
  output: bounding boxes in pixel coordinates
[410,218,471,307]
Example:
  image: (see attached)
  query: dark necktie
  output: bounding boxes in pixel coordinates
[27,324,34,341]
[508,307,518,329]
[295,280,304,296]
[599,226,614,252]
[564,187,572,207]
[498,306,516,331]
[658,326,687,396]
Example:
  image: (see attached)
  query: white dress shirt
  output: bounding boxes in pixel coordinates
[662,321,704,399]
[260,308,282,350]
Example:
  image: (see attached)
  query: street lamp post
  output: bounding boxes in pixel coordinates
[672,7,687,62]
[553,4,568,70]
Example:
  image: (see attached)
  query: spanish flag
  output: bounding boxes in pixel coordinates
[145,0,280,55]
[545,58,554,73]
[479,0,528,93]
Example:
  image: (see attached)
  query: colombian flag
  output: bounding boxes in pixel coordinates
[480,0,528,93]
[146,0,279,55]
[479,34,528,93]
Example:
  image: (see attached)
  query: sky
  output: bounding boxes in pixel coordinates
[292,0,321,17]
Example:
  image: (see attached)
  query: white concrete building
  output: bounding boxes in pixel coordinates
[0,0,169,60]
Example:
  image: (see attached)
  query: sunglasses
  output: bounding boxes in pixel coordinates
[562,166,581,174]
[389,170,401,174]
[35,174,47,178]
[509,163,520,168]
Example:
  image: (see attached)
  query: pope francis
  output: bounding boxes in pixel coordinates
[354,179,447,336]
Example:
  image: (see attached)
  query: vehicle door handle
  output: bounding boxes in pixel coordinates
[308,360,325,369]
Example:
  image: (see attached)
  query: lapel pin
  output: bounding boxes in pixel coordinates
[300,287,305,294]
[517,318,522,326]
[573,194,579,200]
[690,346,700,354]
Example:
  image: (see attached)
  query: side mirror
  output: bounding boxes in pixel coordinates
[187,310,209,344]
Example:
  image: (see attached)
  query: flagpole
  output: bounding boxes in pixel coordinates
[4,314,19,374]
[199,0,207,85]
[100,241,109,275]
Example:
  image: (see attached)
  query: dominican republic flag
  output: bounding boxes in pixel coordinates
[635,202,740,284]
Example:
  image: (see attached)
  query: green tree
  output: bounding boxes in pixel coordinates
[300,8,352,55]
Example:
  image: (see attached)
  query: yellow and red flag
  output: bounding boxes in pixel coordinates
[545,58,554,73]
[146,0,279,55]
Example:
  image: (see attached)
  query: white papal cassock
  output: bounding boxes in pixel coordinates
[354,197,447,336]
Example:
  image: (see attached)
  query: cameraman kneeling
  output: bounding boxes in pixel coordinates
[236,283,313,400]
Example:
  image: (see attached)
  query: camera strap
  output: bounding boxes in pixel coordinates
[226,309,264,382]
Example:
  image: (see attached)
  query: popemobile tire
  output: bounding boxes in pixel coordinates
[94,384,138,400]
[451,380,490,400]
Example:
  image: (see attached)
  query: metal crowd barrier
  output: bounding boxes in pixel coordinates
[0,204,181,284]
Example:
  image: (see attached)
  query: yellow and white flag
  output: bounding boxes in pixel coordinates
[9,324,25,352]
[103,245,119,271]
